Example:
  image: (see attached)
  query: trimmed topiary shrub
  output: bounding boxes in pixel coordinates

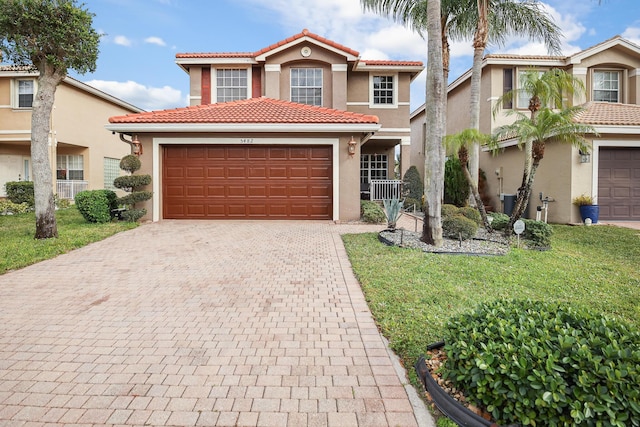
[441,203,460,219]
[442,299,640,426]
[458,206,482,225]
[5,181,34,207]
[523,219,553,249]
[361,200,385,223]
[113,154,152,222]
[442,214,478,240]
[444,158,469,207]
[75,189,117,223]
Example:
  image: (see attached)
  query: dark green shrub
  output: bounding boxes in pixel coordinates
[458,206,482,225]
[121,208,146,222]
[444,158,469,207]
[489,212,509,230]
[119,154,141,173]
[442,214,478,240]
[403,197,422,212]
[441,204,460,219]
[113,174,152,191]
[75,189,117,223]
[442,299,640,426]
[402,166,423,200]
[5,181,34,206]
[117,191,154,206]
[522,219,553,249]
[361,200,385,223]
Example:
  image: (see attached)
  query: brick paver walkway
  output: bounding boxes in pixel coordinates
[0,220,432,426]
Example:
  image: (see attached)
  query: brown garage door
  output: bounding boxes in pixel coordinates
[598,147,640,220]
[163,145,332,219]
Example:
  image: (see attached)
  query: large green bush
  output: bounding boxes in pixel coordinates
[402,166,423,201]
[75,189,117,223]
[361,200,385,223]
[458,206,482,225]
[442,299,640,426]
[523,219,553,249]
[0,200,31,215]
[441,203,460,219]
[442,214,478,240]
[488,212,509,230]
[5,181,34,206]
[444,158,469,207]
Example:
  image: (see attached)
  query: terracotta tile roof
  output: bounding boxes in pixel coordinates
[108,97,379,124]
[176,29,360,60]
[360,60,423,67]
[574,102,640,126]
[0,65,36,72]
[484,54,566,61]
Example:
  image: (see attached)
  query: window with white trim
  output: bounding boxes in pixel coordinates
[216,68,248,103]
[103,157,120,190]
[593,70,620,103]
[16,79,35,108]
[372,75,394,105]
[360,154,388,183]
[56,155,84,181]
[291,68,322,106]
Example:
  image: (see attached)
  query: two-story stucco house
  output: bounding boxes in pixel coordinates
[411,36,640,224]
[0,66,144,200]
[106,29,423,221]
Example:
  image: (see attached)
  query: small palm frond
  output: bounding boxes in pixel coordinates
[444,128,499,158]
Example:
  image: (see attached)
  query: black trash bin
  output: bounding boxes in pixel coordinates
[503,194,516,216]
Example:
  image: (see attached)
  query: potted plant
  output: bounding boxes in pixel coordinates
[572,194,599,224]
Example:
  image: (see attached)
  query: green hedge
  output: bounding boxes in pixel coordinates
[361,200,385,223]
[5,181,34,206]
[442,215,478,240]
[444,158,469,207]
[442,299,640,426]
[75,189,117,223]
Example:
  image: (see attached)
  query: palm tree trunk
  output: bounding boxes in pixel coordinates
[468,0,489,205]
[32,66,63,239]
[422,0,445,247]
[505,160,541,236]
[462,164,493,232]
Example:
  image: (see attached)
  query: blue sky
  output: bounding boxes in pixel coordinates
[46,0,640,112]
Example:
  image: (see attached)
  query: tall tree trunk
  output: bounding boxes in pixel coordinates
[32,66,64,239]
[462,163,493,231]
[422,0,445,247]
[467,0,489,206]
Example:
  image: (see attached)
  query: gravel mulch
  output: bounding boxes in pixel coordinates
[379,227,510,255]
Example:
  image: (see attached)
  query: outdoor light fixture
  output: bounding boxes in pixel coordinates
[131,134,143,156]
[348,136,358,156]
[579,149,590,163]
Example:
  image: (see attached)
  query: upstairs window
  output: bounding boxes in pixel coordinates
[593,70,620,103]
[57,155,84,181]
[17,79,34,108]
[372,76,394,105]
[291,68,322,106]
[216,69,248,103]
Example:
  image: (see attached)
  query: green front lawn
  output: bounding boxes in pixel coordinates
[342,225,640,383]
[0,208,138,274]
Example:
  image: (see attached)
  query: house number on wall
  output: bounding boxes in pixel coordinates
[240,138,254,144]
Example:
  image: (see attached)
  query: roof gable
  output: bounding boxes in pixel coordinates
[254,29,359,62]
[568,35,640,64]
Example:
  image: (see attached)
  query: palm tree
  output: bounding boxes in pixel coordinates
[444,128,497,230]
[494,68,585,228]
[465,0,562,198]
[494,106,596,235]
[361,0,446,245]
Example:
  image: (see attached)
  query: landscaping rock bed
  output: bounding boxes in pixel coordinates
[379,227,510,255]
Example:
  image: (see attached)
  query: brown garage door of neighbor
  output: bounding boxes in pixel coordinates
[162,145,333,220]
[598,147,640,220]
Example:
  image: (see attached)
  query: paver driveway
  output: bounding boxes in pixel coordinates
[0,220,431,427]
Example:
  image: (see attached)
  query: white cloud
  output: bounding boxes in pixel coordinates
[113,35,132,47]
[85,80,183,111]
[622,27,640,46]
[145,36,167,47]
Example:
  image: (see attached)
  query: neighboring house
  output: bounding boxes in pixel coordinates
[106,29,423,221]
[410,35,640,224]
[0,66,144,200]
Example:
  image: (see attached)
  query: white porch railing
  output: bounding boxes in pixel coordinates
[370,179,403,201]
[56,180,88,200]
